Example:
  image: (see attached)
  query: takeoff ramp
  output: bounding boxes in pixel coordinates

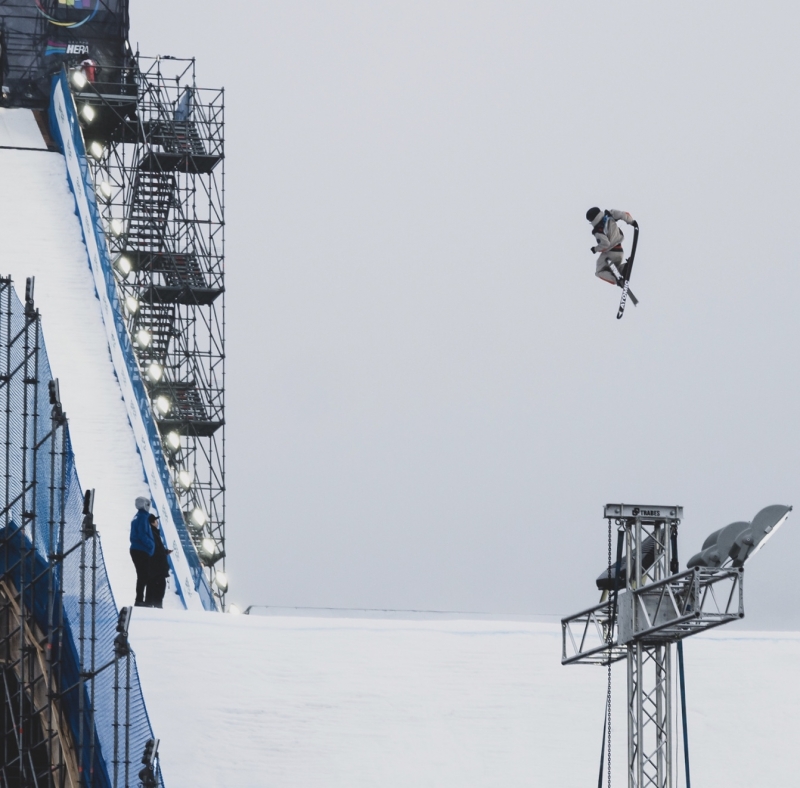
[0,106,191,609]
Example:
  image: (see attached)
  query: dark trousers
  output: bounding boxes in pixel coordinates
[130,549,151,606]
[145,576,167,608]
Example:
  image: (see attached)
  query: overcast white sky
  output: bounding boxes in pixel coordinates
[132,2,800,627]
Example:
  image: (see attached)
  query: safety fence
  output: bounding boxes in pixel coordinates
[0,277,161,786]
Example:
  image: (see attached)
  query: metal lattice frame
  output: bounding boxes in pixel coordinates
[628,644,670,788]
[75,54,227,606]
[619,512,674,788]
[0,1,131,109]
[0,278,149,786]
[0,276,74,784]
[0,0,50,105]
[562,504,746,788]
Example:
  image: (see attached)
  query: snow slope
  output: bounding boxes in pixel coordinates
[0,107,181,609]
[130,611,800,788]
[0,108,47,149]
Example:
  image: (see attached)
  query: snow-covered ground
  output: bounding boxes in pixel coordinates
[0,108,178,609]
[130,611,800,788]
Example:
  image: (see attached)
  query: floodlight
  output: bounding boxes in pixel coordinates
[165,431,181,451]
[177,469,193,489]
[109,218,124,236]
[114,606,132,657]
[146,362,163,382]
[82,488,96,536]
[190,507,207,528]
[596,535,657,590]
[125,295,139,315]
[731,505,792,566]
[687,505,792,569]
[155,395,171,415]
[116,255,132,276]
[142,736,159,765]
[135,328,152,347]
[80,103,95,123]
[213,571,228,592]
[199,537,225,566]
[89,141,104,159]
[687,521,749,569]
[139,738,160,788]
[71,69,88,89]
[98,181,112,200]
[48,378,62,408]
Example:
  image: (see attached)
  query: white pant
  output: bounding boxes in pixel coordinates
[595,250,623,285]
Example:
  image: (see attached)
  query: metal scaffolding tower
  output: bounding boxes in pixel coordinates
[562,504,746,788]
[72,54,227,606]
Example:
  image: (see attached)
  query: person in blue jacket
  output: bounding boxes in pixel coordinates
[130,496,155,606]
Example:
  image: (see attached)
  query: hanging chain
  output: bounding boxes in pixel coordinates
[606,518,613,788]
[607,669,612,787]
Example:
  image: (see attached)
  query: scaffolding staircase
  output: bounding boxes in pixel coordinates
[126,171,176,252]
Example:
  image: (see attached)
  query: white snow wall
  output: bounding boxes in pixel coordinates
[48,71,214,611]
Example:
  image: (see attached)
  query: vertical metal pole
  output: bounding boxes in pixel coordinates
[125,654,131,788]
[46,383,67,784]
[89,534,98,785]
[56,415,68,785]
[113,657,119,788]
[666,645,672,788]
[625,514,677,788]
[627,645,635,788]
[79,527,86,784]
[0,281,8,776]
[654,644,672,788]
[656,646,664,787]
[636,645,643,788]
[17,292,31,783]
[30,291,40,782]
[47,385,57,781]
[677,642,691,788]
[18,282,40,784]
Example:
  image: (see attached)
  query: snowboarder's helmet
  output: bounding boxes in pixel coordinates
[586,207,602,224]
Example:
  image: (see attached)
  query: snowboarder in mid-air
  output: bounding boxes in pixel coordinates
[586,207,640,318]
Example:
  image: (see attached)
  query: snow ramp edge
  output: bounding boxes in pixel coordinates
[47,70,215,612]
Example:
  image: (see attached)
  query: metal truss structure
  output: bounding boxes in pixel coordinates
[0,277,155,787]
[627,643,670,788]
[0,0,50,106]
[562,504,744,788]
[71,55,227,606]
[0,0,131,109]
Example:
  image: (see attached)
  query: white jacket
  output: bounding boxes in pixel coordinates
[591,209,634,254]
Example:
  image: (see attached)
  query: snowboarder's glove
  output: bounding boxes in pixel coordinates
[632,220,639,229]
[591,246,597,254]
